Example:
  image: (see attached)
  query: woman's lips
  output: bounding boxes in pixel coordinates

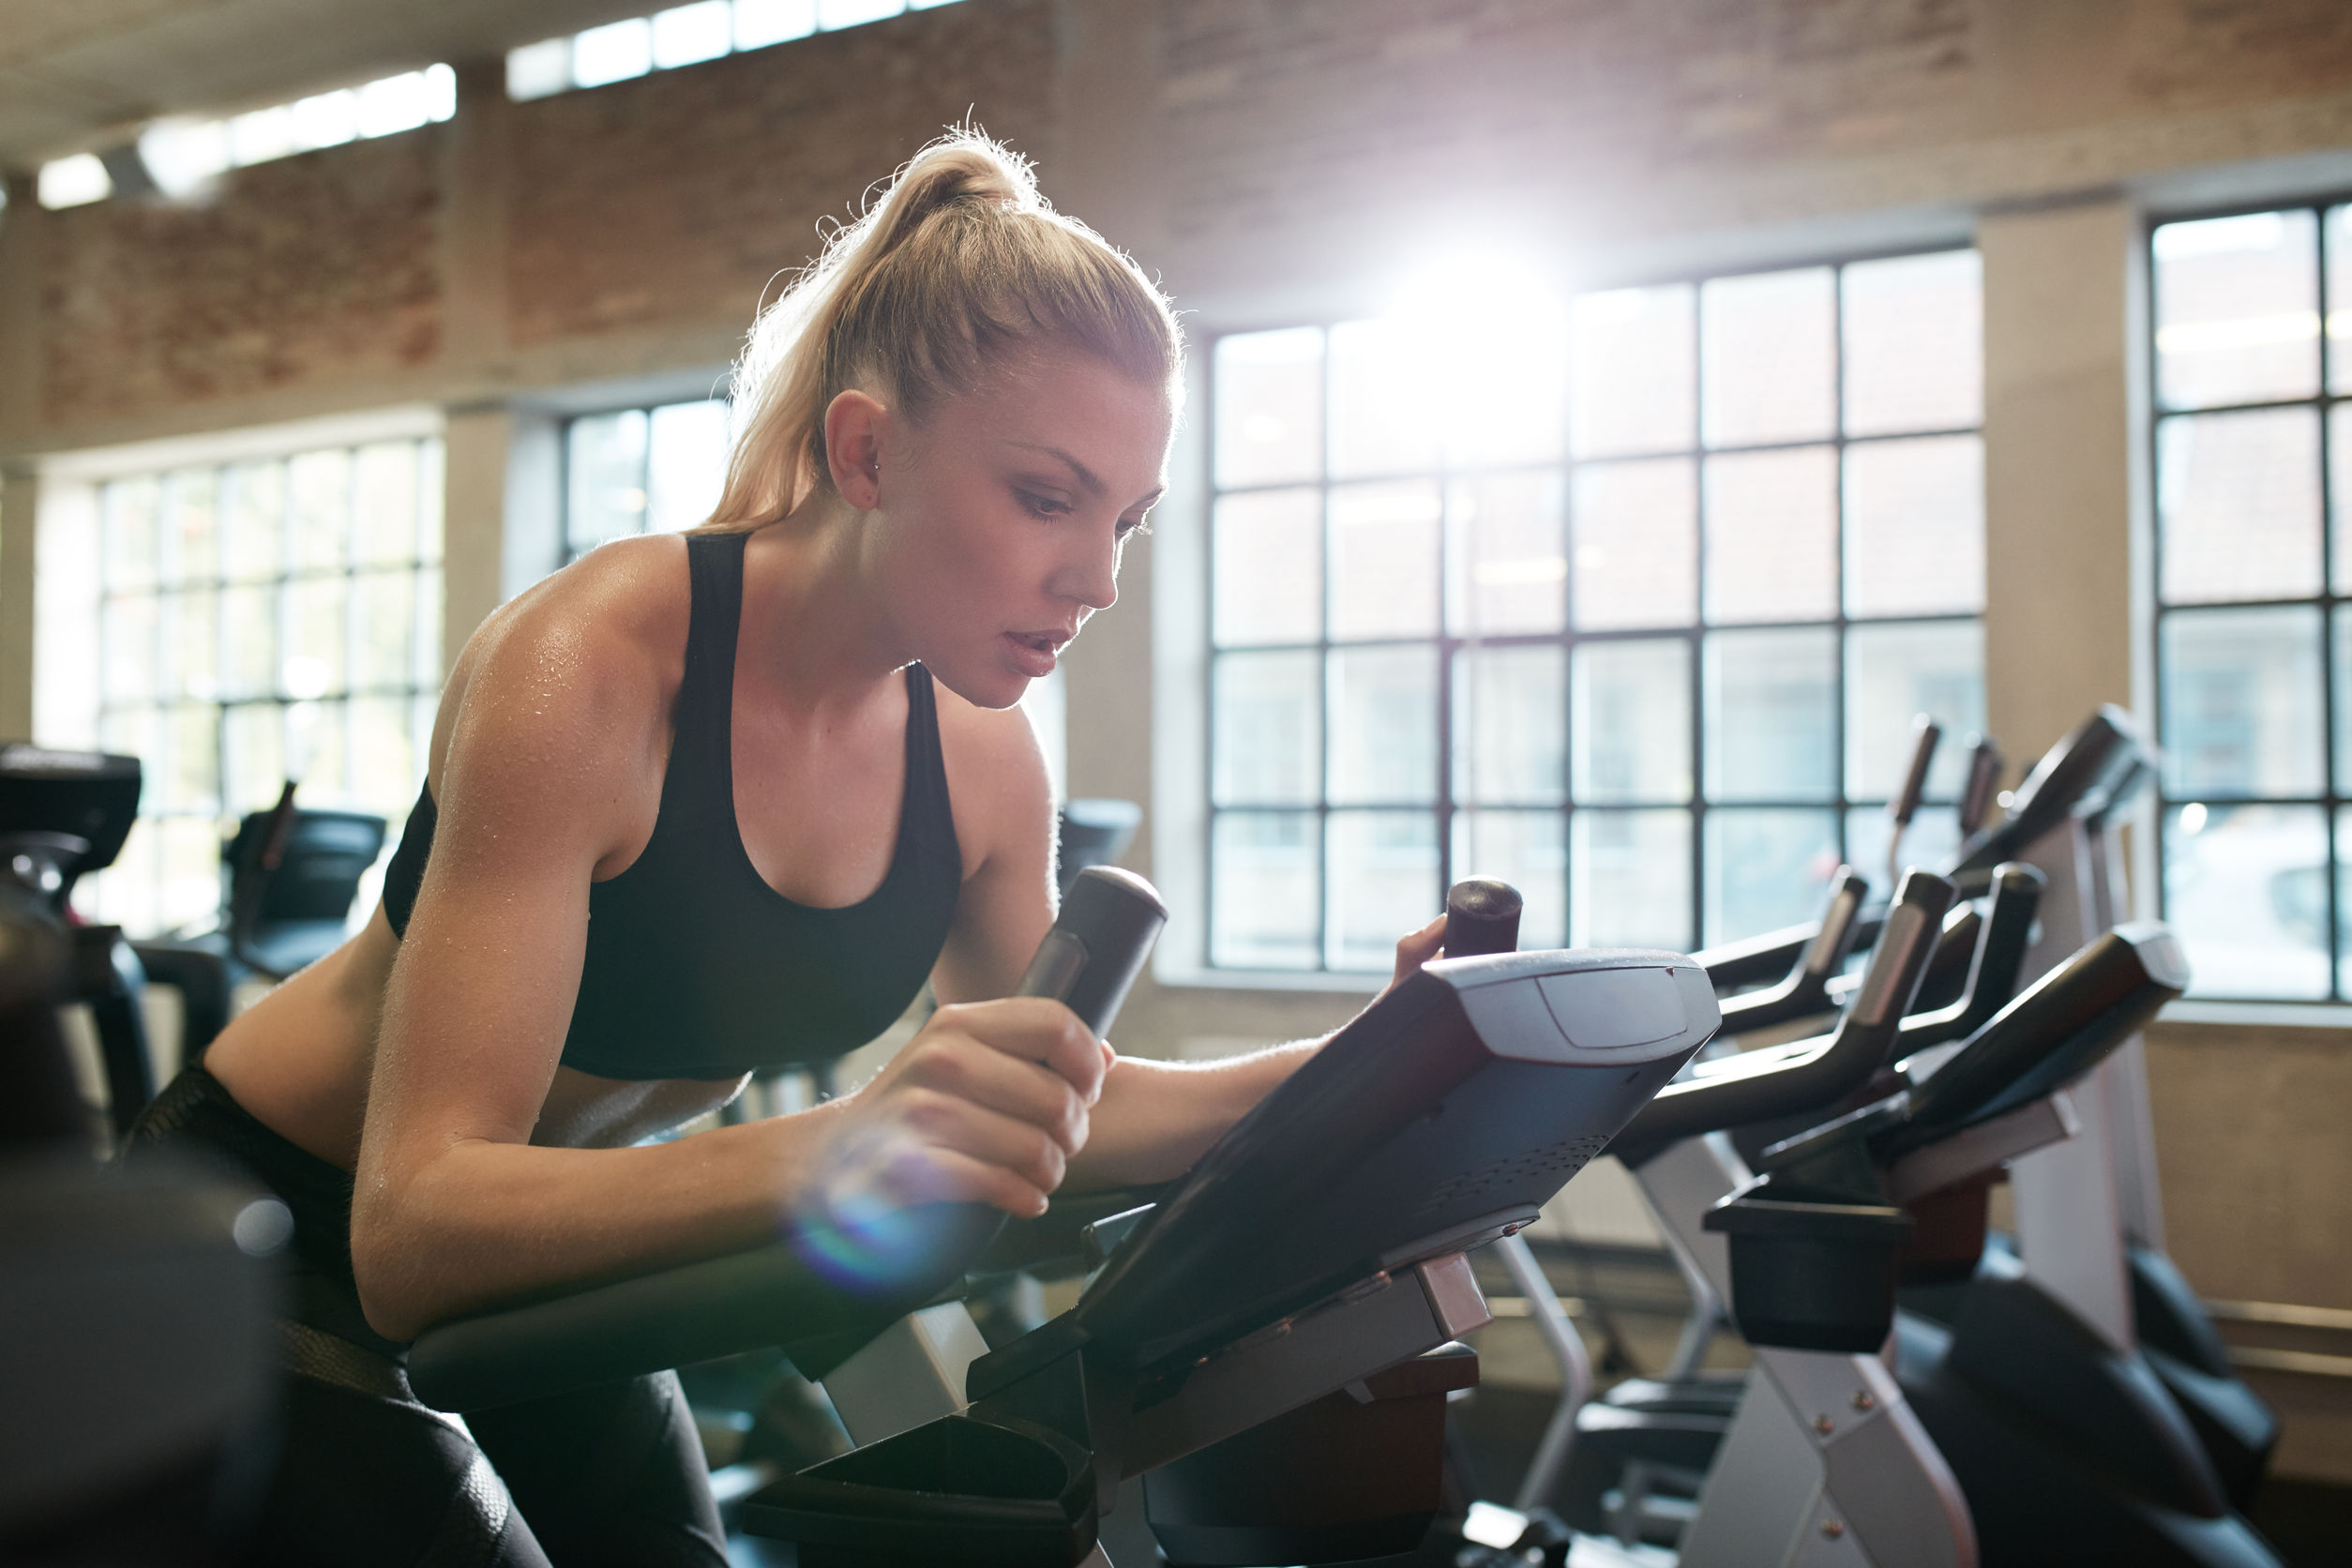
[1003,630,1062,677]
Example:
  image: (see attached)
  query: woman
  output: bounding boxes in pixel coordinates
[126,134,1440,1566]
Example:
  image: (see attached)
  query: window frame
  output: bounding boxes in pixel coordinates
[2147,193,2352,1003]
[1199,244,1990,976]
[77,434,446,937]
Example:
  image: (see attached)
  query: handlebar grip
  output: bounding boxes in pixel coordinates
[1016,866,1168,1037]
[1610,869,1956,1161]
[1956,734,2004,837]
[1889,716,1942,830]
[1443,878,1523,958]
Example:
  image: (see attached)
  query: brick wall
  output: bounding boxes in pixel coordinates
[11,0,2352,445]
[506,0,1058,347]
[38,132,440,427]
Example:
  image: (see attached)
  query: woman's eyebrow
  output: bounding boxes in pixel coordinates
[1007,442,1105,496]
[1008,441,1164,509]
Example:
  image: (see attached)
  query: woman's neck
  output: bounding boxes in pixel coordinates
[732,505,912,720]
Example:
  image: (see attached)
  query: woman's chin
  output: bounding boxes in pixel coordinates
[922,653,1030,712]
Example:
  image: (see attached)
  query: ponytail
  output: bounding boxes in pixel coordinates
[701,129,1183,532]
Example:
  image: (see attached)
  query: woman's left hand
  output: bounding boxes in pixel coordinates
[1388,914,1448,991]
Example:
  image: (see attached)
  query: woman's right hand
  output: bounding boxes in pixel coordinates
[804,997,1109,1225]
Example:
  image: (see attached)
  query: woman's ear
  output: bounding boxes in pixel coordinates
[823,388,891,510]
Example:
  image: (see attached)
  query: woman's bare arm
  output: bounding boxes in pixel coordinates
[353,583,1104,1343]
[926,698,1452,1191]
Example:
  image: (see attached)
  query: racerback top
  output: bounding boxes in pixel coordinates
[380,532,964,1080]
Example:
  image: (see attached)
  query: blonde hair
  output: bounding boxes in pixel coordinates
[701,130,1183,532]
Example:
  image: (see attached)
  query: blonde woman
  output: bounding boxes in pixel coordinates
[126,134,1440,1565]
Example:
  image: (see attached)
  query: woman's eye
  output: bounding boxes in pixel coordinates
[1018,490,1072,519]
[1117,515,1153,538]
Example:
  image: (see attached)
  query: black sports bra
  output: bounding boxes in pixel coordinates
[381,532,964,1080]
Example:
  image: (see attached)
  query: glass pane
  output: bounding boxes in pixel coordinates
[1845,620,1984,801]
[1212,812,1319,969]
[1213,488,1320,646]
[351,696,419,818]
[1447,311,1568,470]
[219,584,278,701]
[2336,405,2352,596]
[167,469,219,582]
[2154,210,2319,411]
[1328,810,1440,971]
[158,816,220,935]
[102,477,161,593]
[2157,409,2321,605]
[284,577,348,698]
[415,565,445,686]
[353,570,416,690]
[162,590,218,703]
[1570,284,1695,459]
[80,817,157,934]
[1842,250,1982,437]
[1572,458,1696,631]
[1449,472,1565,636]
[354,442,421,566]
[288,698,346,799]
[1328,320,1439,479]
[1704,626,1837,802]
[1704,808,1841,947]
[1453,809,1566,949]
[1703,446,1837,624]
[223,460,285,581]
[1330,646,1438,805]
[288,448,352,573]
[1701,267,1835,448]
[1572,640,1691,805]
[2338,605,2352,796]
[1844,435,1983,617]
[1571,808,1691,951]
[1212,651,1319,806]
[1454,646,1564,805]
[2165,802,2327,1000]
[222,702,286,814]
[158,703,218,813]
[1330,481,1440,640]
[2340,807,2352,997]
[1215,328,1323,489]
[648,400,730,534]
[1845,806,1962,887]
[567,411,650,554]
[102,595,158,705]
[2161,606,2324,798]
[2333,205,2352,397]
[416,440,445,566]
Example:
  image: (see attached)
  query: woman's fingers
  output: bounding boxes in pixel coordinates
[1392,913,1447,987]
[900,1036,1089,1153]
[932,998,1109,1103]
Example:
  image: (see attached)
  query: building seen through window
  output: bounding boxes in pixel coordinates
[2151,204,2352,1001]
[61,441,445,937]
[1206,250,1985,972]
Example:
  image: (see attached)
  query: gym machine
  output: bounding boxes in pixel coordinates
[407,866,1727,1565]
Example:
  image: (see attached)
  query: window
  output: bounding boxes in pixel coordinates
[1204,251,1985,972]
[508,0,969,101]
[563,400,732,562]
[70,440,445,937]
[2150,204,2352,1001]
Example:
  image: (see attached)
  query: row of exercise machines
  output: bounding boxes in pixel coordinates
[0,710,2287,1566]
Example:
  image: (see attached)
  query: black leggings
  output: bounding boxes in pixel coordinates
[123,1068,727,1568]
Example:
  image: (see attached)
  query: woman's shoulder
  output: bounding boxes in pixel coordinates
[430,535,694,786]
